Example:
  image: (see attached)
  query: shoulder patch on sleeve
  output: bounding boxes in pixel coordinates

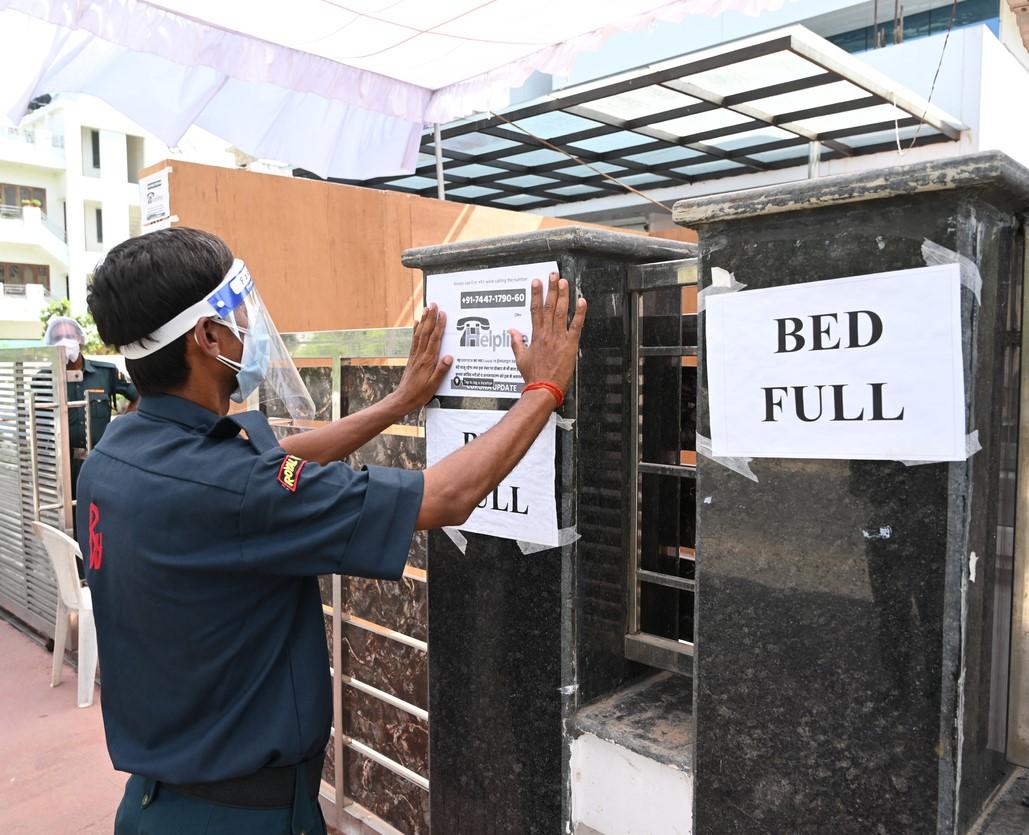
[277,455,306,492]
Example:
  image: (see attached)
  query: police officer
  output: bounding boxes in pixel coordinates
[77,228,586,834]
[42,315,138,499]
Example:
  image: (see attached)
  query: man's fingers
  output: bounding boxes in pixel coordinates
[424,355,452,395]
[554,278,570,328]
[570,296,587,333]
[541,273,559,334]
[509,328,525,363]
[411,304,433,355]
[428,310,446,355]
[529,279,543,334]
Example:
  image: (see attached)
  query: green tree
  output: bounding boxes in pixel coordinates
[39,298,113,355]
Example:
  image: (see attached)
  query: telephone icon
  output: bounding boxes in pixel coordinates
[456,316,491,347]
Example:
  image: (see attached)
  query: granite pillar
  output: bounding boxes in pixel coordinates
[673,151,1029,834]
[402,229,694,834]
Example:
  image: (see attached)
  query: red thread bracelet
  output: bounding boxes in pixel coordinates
[522,381,564,409]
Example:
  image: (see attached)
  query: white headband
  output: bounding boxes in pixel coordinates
[119,260,253,360]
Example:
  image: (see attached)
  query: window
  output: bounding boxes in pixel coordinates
[126,135,145,183]
[827,0,998,53]
[624,264,698,676]
[0,262,51,293]
[0,182,47,215]
[90,129,101,169]
[95,207,103,244]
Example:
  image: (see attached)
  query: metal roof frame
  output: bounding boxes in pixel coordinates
[297,26,964,212]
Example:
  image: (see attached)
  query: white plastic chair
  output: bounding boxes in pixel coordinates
[31,521,98,708]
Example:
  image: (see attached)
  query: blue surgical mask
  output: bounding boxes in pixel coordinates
[213,316,270,403]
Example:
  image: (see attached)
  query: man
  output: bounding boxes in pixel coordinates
[77,227,586,834]
[42,315,138,499]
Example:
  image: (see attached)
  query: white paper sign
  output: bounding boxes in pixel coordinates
[140,167,171,225]
[425,261,558,398]
[706,264,965,461]
[426,408,558,546]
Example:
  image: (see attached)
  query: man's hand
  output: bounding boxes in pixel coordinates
[392,303,452,414]
[416,274,587,530]
[280,304,451,464]
[509,273,586,393]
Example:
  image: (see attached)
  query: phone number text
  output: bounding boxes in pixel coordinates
[460,289,527,309]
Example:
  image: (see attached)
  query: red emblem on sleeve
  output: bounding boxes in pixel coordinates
[277,455,306,492]
[88,502,103,570]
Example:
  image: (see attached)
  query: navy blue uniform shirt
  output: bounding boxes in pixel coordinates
[76,394,423,784]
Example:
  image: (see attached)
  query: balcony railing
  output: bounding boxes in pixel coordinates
[0,204,67,242]
[4,126,64,149]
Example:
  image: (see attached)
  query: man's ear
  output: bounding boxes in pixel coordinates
[191,318,223,359]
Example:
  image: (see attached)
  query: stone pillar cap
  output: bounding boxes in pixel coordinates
[402,226,695,270]
[672,151,1029,227]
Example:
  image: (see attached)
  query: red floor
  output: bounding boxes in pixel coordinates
[0,619,125,834]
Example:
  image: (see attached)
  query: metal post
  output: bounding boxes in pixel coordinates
[27,394,41,523]
[332,573,345,826]
[627,291,641,636]
[808,140,821,179]
[433,123,445,200]
[1008,230,1029,766]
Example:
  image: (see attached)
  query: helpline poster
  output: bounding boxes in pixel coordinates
[425,261,558,399]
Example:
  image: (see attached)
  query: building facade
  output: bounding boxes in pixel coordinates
[0,94,263,345]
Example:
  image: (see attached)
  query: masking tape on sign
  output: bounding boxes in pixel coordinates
[516,526,581,555]
[441,526,468,554]
[696,433,758,482]
[921,239,982,304]
[697,268,746,313]
[900,430,981,466]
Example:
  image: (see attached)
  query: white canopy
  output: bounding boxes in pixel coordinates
[0,0,790,179]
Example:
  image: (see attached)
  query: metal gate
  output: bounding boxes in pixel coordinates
[0,346,72,639]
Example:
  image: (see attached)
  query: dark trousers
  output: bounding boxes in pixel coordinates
[114,771,326,835]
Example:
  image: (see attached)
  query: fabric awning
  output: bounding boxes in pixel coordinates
[0,0,790,179]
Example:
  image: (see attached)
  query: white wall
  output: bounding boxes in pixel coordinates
[0,161,64,224]
[33,96,238,314]
[976,27,1029,171]
[570,734,693,835]
[0,158,67,331]
[83,200,102,252]
[0,240,64,276]
[126,135,145,183]
[0,93,275,338]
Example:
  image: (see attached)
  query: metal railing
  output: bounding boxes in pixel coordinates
[279,327,429,833]
[624,260,699,677]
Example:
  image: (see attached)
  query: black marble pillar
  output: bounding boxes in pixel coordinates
[674,151,1029,834]
[402,229,694,834]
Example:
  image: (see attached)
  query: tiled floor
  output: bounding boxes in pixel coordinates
[976,768,1029,835]
[0,618,125,834]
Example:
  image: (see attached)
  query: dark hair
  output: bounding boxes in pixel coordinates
[88,228,233,395]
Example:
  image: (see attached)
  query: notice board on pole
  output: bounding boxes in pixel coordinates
[425,261,558,399]
[426,407,559,546]
[705,264,966,462]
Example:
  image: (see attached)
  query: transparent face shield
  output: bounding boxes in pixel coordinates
[44,315,86,364]
[119,260,315,423]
